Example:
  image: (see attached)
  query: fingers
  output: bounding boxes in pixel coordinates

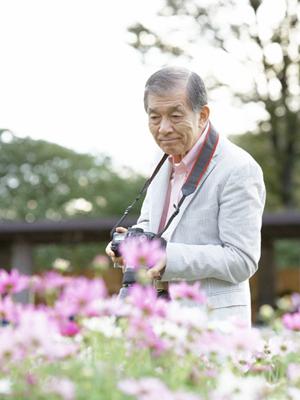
[146,256,167,280]
[106,227,127,260]
[116,226,128,233]
[153,256,167,272]
[105,242,114,258]
[105,242,123,264]
[146,267,161,280]
[113,257,124,266]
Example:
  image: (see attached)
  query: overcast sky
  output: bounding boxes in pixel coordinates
[0,0,273,175]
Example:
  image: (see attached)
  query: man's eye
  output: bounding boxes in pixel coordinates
[171,114,182,118]
[150,115,159,121]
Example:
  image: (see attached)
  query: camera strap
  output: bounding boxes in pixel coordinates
[110,152,168,237]
[157,123,219,237]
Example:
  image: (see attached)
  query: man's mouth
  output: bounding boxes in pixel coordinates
[159,137,180,143]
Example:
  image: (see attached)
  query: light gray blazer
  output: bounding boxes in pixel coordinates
[134,132,266,310]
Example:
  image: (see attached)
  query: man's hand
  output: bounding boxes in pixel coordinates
[146,255,167,280]
[105,226,128,272]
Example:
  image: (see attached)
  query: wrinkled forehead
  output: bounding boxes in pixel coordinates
[146,85,190,113]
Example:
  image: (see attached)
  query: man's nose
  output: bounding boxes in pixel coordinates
[159,117,173,134]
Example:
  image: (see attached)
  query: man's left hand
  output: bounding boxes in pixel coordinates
[146,256,166,280]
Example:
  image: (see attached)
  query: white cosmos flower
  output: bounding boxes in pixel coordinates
[52,258,71,271]
[267,335,296,357]
[166,301,207,328]
[82,316,122,338]
[152,319,187,341]
[287,363,300,382]
[0,379,12,395]
[213,371,267,400]
[288,387,300,400]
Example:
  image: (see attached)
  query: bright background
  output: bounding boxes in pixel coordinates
[0,0,266,175]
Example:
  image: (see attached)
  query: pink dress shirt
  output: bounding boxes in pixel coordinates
[158,122,210,233]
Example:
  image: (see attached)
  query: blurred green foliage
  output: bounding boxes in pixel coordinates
[0,129,145,272]
[275,240,300,270]
[33,243,107,274]
[230,132,300,211]
[0,129,145,222]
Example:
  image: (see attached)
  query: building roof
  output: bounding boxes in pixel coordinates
[0,212,299,243]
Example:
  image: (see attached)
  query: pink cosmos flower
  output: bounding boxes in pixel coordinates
[25,373,38,386]
[0,269,29,296]
[118,377,172,399]
[92,254,110,270]
[126,313,168,357]
[193,330,228,358]
[127,284,167,318]
[59,320,80,337]
[143,328,169,357]
[45,337,78,360]
[225,327,264,357]
[169,282,206,304]
[45,377,76,400]
[120,237,165,270]
[173,393,202,400]
[291,293,300,312]
[287,363,300,382]
[52,297,77,321]
[31,271,70,294]
[282,312,300,331]
[232,327,263,352]
[14,309,58,351]
[118,377,202,400]
[0,296,22,324]
[95,295,131,318]
[14,309,78,360]
[0,326,18,362]
[46,304,73,338]
[58,276,107,318]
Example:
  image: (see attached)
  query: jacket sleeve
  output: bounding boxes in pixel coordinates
[162,161,266,284]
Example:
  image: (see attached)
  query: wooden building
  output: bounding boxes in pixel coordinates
[0,212,300,310]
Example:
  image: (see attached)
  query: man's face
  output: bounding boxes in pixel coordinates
[147,85,208,163]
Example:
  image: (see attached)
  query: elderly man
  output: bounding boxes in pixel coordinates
[106,66,266,326]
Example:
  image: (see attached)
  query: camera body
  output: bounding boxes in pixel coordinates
[111,227,167,299]
[111,227,157,257]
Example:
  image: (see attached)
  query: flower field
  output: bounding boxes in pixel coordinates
[1,266,300,400]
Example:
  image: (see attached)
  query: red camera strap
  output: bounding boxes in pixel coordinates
[182,123,219,196]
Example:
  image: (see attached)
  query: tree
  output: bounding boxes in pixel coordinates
[128,0,300,210]
[0,129,145,222]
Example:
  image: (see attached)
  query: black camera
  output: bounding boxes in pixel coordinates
[111,227,157,257]
[111,227,167,299]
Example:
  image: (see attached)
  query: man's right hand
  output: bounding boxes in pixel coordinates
[105,226,128,272]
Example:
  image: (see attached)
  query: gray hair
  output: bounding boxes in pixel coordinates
[144,66,207,112]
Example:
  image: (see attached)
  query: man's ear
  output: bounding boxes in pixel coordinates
[198,105,210,128]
